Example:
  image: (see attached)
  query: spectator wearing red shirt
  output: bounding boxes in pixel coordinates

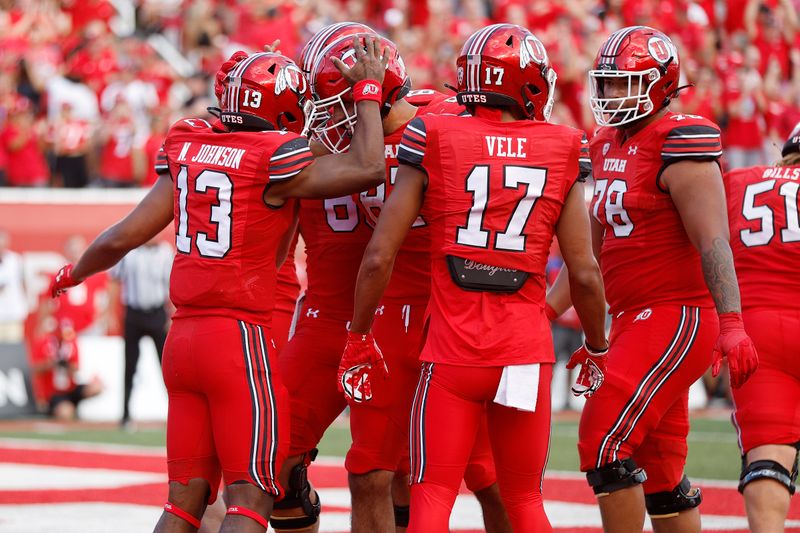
[29,319,103,420]
[233,0,300,55]
[97,99,139,187]
[723,47,767,168]
[0,96,49,187]
[142,109,171,187]
[675,66,722,122]
[49,102,93,188]
[745,0,797,77]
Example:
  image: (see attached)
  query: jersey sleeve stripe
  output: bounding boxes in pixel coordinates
[401,132,426,150]
[665,125,721,138]
[270,146,312,163]
[270,167,308,181]
[662,141,722,150]
[662,145,723,154]
[154,148,169,176]
[665,134,720,139]
[269,158,315,181]
[398,117,428,170]
[399,144,425,157]
[662,150,723,158]
[269,154,315,172]
[406,123,427,138]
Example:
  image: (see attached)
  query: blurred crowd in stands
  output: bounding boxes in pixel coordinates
[0,0,798,188]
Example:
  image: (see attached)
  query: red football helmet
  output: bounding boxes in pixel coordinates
[456,24,556,121]
[307,33,411,153]
[589,26,680,127]
[299,21,377,74]
[218,52,311,135]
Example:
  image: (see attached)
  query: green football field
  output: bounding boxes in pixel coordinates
[0,414,742,481]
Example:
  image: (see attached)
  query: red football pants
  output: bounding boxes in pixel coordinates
[351,302,497,488]
[279,311,348,457]
[578,305,717,493]
[408,362,553,533]
[163,316,289,501]
[733,307,800,453]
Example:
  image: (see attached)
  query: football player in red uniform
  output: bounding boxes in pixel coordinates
[724,124,800,532]
[548,26,758,533]
[343,24,607,532]
[292,27,511,533]
[276,24,508,533]
[49,41,387,533]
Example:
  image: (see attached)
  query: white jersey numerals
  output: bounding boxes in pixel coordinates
[456,165,547,252]
[740,179,800,247]
[324,195,359,232]
[593,179,634,237]
[175,166,233,258]
[326,166,427,232]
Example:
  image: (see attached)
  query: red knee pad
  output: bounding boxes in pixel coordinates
[164,502,201,529]
[227,505,269,529]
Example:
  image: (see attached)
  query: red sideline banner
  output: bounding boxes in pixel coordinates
[0,187,171,253]
[0,187,172,308]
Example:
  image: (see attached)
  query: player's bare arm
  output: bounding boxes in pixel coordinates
[665,158,758,387]
[69,174,174,283]
[349,164,427,334]
[547,215,605,317]
[553,182,607,349]
[275,202,299,269]
[266,36,388,205]
[661,159,742,314]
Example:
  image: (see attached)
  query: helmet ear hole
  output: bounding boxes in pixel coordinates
[268,63,277,74]
[506,36,514,46]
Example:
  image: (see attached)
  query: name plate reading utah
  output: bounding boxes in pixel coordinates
[446,255,529,293]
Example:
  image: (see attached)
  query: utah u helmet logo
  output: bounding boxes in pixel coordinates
[647,36,675,64]
[275,64,307,96]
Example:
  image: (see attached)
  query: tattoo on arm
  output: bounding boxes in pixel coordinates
[700,237,742,314]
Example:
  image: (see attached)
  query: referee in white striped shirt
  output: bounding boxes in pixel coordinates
[109,238,173,429]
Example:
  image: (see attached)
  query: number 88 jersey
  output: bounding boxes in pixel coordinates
[589,112,722,315]
[164,118,314,324]
[724,163,800,310]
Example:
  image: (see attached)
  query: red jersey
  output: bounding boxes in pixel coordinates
[163,118,313,325]
[724,164,800,310]
[359,90,464,304]
[299,92,461,321]
[99,119,136,183]
[398,110,587,366]
[589,112,722,314]
[298,193,372,321]
[50,117,92,156]
[30,334,79,404]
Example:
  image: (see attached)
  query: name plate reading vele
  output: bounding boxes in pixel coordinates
[446,255,529,293]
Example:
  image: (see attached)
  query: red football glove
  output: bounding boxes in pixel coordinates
[566,341,609,398]
[214,50,249,100]
[50,264,80,298]
[712,313,758,389]
[338,331,388,403]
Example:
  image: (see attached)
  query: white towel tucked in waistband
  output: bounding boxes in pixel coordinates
[493,363,540,412]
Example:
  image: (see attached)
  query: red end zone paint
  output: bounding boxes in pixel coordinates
[1,444,799,530]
